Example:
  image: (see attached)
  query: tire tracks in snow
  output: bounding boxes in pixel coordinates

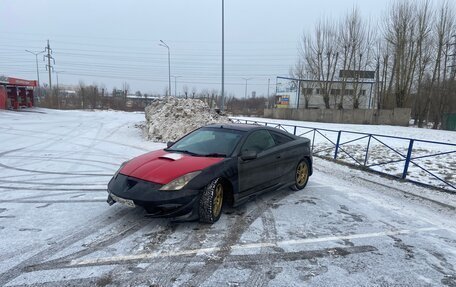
[107,190,293,286]
[182,189,294,286]
[0,207,132,286]
[17,220,208,287]
[23,210,154,273]
[0,163,112,176]
[0,178,106,186]
[243,208,283,287]
[107,222,213,286]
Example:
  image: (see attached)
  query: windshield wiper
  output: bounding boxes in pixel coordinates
[203,153,227,157]
[165,149,200,156]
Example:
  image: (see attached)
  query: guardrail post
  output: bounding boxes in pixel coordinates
[364,135,372,166]
[334,131,342,160]
[293,126,297,135]
[402,139,414,179]
[312,129,316,151]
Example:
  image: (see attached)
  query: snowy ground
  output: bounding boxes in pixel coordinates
[0,108,455,286]
[233,117,456,192]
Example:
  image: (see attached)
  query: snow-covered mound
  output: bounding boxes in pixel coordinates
[144,97,230,142]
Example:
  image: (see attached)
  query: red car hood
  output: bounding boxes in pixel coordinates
[119,150,224,185]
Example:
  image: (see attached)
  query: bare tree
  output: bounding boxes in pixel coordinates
[191,87,197,99]
[299,18,339,108]
[428,1,455,128]
[373,39,389,109]
[412,0,433,126]
[182,85,189,99]
[78,81,86,109]
[382,1,419,108]
[338,8,376,109]
[163,86,169,98]
[290,0,455,128]
[338,8,362,109]
[291,59,315,108]
[210,89,219,108]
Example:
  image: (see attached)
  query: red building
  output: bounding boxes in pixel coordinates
[0,76,37,110]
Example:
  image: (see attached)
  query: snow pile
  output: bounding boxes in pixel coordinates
[144,97,230,142]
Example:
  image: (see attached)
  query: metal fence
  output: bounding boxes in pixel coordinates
[230,118,456,193]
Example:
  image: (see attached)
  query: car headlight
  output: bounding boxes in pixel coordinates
[160,171,201,191]
[114,161,129,179]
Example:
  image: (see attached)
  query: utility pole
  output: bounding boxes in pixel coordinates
[221,0,225,112]
[242,77,252,99]
[172,76,182,97]
[54,70,65,109]
[44,40,55,89]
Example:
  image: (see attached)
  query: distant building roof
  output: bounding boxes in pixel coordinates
[0,75,37,87]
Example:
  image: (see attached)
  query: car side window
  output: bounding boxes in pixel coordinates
[270,131,293,146]
[241,130,276,154]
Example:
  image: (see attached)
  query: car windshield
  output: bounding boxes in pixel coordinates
[166,128,244,157]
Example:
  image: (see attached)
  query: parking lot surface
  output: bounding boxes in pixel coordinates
[0,109,455,286]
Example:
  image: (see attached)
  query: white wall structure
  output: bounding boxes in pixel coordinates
[276,77,376,109]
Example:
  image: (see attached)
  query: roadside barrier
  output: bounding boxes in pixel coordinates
[230,118,456,193]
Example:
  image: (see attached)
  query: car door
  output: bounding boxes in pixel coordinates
[238,130,281,197]
[269,131,297,180]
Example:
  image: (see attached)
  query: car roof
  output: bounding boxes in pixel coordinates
[204,123,287,133]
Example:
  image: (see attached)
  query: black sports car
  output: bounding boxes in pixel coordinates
[107,123,312,223]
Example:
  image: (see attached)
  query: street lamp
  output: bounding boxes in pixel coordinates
[242,77,253,99]
[25,49,45,97]
[221,0,225,111]
[172,76,182,97]
[159,40,171,97]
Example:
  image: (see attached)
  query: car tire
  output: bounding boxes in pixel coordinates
[291,159,310,191]
[199,178,224,223]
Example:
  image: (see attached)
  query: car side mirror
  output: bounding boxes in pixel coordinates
[167,141,175,148]
[240,150,257,161]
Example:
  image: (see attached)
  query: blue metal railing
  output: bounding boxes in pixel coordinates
[230,118,456,193]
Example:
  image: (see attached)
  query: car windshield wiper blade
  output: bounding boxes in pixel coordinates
[203,153,227,157]
[165,149,200,156]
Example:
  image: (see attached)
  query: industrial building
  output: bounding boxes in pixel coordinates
[275,72,376,110]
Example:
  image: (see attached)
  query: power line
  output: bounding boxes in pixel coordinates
[58,71,273,86]
[0,41,298,54]
[0,31,298,45]
[0,37,295,95]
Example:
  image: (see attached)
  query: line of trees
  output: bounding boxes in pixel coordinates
[37,83,268,116]
[179,86,268,116]
[294,0,456,128]
[37,82,159,111]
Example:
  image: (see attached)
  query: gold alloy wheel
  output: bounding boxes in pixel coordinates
[296,161,309,186]
[212,183,223,217]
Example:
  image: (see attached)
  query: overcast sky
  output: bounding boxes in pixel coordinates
[1,0,396,97]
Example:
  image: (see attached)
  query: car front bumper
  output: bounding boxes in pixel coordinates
[107,174,200,218]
